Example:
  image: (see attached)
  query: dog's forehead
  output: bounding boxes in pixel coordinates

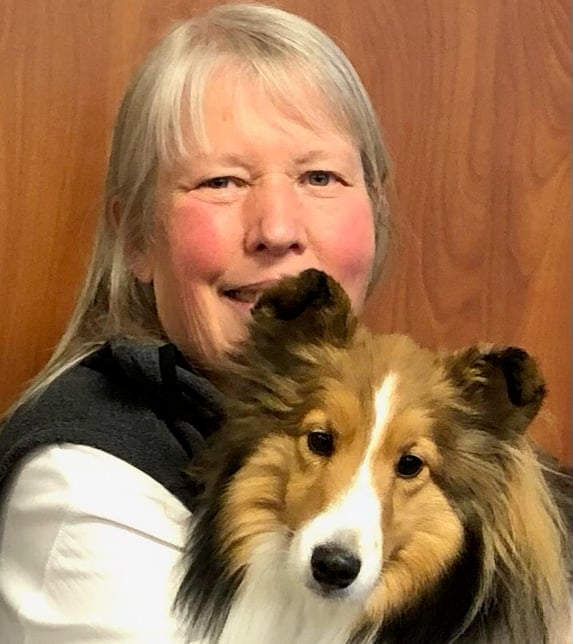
[345,333,443,391]
[356,335,455,430]
[312,333,448,426]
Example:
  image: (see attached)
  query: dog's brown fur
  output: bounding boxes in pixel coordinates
[179,269,571,643]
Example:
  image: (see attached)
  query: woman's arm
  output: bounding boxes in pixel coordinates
[0,443,195,643]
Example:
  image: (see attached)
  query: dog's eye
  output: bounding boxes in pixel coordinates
[307,430,334,457]
[396,454,424,478]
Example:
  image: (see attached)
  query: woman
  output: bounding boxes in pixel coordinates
[0,3,389,641]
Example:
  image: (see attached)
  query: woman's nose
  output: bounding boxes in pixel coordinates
[243,179,307,256]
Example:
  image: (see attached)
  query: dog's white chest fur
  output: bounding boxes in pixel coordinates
[212,535,368,644]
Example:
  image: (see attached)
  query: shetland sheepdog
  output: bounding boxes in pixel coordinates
[177,269,571,644]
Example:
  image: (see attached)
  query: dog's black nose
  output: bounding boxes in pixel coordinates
[311,544,361,590]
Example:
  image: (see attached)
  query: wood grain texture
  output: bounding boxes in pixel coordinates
[0,1,569,462]
[359,0,571,462]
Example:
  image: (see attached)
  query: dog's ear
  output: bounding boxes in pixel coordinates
[442,345,546,437]
[251,269,357,347]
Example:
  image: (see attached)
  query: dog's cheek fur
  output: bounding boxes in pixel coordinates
[365,470,465,623]
[220,434,293,576]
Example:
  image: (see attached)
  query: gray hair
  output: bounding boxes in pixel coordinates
[5,2,390,416]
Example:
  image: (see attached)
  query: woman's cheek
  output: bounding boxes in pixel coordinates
[326,196,376,280]
[164,200,234,279]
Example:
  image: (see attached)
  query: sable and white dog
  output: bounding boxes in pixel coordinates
[177,269,571,644]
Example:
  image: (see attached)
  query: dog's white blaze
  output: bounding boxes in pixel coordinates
[290,374,397,602]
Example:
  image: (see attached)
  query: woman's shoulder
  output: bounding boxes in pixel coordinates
[2,345,159,436]
[0,338,218,510]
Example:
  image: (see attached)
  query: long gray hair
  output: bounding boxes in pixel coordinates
[6,2,390,417]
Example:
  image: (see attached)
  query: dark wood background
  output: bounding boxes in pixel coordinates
[1,1,570,463]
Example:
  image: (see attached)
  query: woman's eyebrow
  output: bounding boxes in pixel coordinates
[191,152,256,170]
[294,147,359,167]
[294,150,329,164]
[176,147,358,174]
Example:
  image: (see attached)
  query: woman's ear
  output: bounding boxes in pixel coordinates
[110,196,122,229]
[110,197,155,284]
[129,251,155,284]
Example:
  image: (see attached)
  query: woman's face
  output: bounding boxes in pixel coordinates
[136,71,376,365]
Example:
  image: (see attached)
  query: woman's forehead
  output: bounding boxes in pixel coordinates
[171,62,356,159]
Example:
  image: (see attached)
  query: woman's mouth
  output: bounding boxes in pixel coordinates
[221,285,269,313]
[221,279,282,312]
[223,286,261,305]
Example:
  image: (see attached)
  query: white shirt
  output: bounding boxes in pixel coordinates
[0,444,201,643]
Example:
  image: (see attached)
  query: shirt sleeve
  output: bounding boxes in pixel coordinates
[0,443,201,643]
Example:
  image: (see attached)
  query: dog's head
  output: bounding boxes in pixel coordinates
[184,269,554,639]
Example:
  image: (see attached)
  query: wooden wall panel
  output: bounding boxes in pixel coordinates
[358,1,571,463]
[0,1,570,462]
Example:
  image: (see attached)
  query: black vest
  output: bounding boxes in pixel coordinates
[0,337,224,510]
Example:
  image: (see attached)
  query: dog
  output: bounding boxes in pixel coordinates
[177,269,571,643]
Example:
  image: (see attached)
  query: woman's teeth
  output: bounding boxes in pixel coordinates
[225,288,260,304]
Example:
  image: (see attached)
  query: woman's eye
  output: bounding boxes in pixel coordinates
[307,430,335,457]
[199,176,241,189]
[396,454,424,478]
[305,171,338,187]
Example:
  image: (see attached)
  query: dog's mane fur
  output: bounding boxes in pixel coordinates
[178,270,572,644]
